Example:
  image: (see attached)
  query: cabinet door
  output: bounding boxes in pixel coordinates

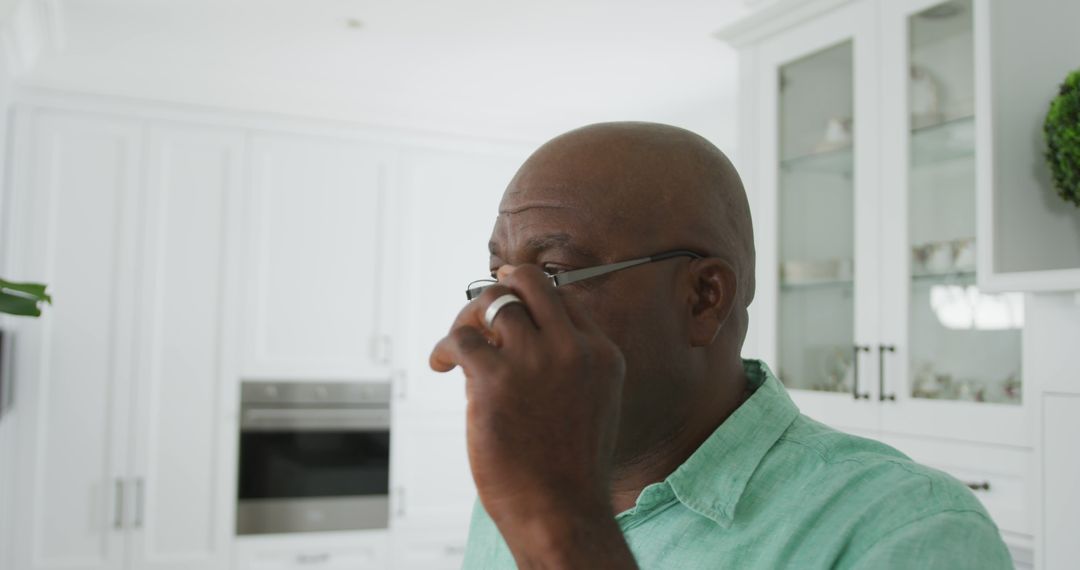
[243,134,393,380]
[390,412,475,530]
[977,0,1080,291]
[126,125,244,570]
[879,0,1025,447]
[393,148,524,414]
[9,110,141,570]
[751,0,880,431]
[388,146,530,567]
[1042,394,1080,570]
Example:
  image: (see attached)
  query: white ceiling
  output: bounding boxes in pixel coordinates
[16,0,750,145]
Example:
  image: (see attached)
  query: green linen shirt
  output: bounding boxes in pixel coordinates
[461,359,1013,569]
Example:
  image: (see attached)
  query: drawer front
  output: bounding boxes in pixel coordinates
[878,434,1031,536]
[235,533,389,570]
[393,531,468,570]
[241,547,385,570]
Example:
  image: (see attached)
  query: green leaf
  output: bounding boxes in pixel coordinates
[1045,68,1080,207]
[0,291,43,316]
[0,279,52,304]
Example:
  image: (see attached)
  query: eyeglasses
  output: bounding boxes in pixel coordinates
[465,249,705,301]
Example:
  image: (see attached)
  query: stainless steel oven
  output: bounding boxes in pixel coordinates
[237,381,391,535]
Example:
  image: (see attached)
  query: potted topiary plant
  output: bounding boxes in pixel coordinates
[0,278,51,317]
[1044,69,1080,207]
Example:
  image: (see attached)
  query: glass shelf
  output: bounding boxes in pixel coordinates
[911,269,975,283]
[911,115,975,167]
[780,145,853,176]
[777,115,972,175]
[781,278,854,291]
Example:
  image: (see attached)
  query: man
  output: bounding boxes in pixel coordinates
[430,122,1012,569]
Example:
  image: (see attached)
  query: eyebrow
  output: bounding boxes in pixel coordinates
[488,233,600,262]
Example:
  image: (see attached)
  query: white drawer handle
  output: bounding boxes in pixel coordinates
[296,552,330,565]
[965,481,991,492]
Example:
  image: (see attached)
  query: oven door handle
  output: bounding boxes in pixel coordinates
[241,408,390,431]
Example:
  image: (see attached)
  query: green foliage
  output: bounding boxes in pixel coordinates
[1045,69,1080,207]
[0,278,51,317]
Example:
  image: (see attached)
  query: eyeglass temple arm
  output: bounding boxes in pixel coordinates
[552,250,703,287]
[649,250,704,262]
[551,257,650,287]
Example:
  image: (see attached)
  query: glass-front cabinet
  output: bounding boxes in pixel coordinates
[777,41,857,396]
[730,0,1036,447]
[751,0,880,431]
[878,0,1024,446]
[722,0,1080,554]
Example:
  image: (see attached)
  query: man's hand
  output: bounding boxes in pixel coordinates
[430,264,637,569]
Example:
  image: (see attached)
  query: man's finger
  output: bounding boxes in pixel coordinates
[430,324,501,373]
[499,265,576,332]
[445,283,538,344]
[473,283,538,344]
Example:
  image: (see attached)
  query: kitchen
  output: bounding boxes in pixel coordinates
[0,0,1077,569]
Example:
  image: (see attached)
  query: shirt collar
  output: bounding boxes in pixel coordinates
[665,359,800,528]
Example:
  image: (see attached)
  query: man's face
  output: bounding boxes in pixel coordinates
[487,174,699,465]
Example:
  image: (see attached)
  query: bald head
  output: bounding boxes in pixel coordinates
[501,121,755,309]
[489,121,756,467]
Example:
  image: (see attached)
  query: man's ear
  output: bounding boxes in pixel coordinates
[687,258,737,347]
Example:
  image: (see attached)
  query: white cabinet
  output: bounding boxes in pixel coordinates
[388,146,524,569]
[1041,394,1080,570]
[2,95,529,570]
[1027,292,1080,570]
[876,0,1026,448]
[127,125,243,570]
[976,1,1080,292]
[242,134,397,381]
[9,109,141,570]
[741,0,881,433]
[717,0,1080,558]
[390,412,473,570]
[391,412,474,529]
[394,148,522,414]
[7,110,237,570]
[720,0,1062,448]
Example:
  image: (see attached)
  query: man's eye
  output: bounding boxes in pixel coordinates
[541,264,571,276]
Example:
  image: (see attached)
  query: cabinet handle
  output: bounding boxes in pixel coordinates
[0,331,14,414]
[965,481,991,492]
[113,479,124,529]
[878,344,897,401]
[380,335,393,365]
[396,369,408,400]
[295,552,330,565]
[133,478,145,528]
[852,345,871,400]
[396,486,406,517]
[370,334,393,365]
